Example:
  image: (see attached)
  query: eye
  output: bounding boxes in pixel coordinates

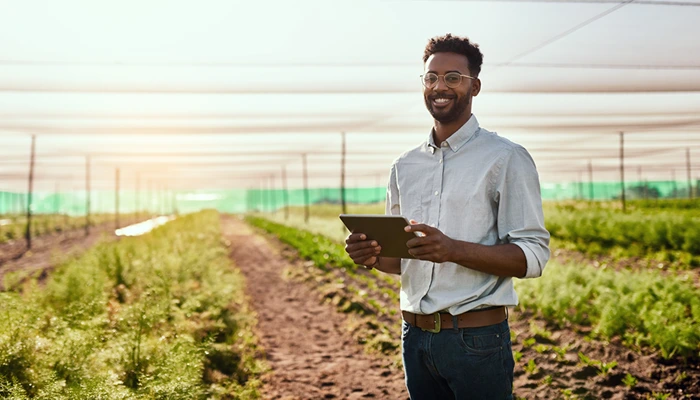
[424,73,438,85]
[445,73,461,85]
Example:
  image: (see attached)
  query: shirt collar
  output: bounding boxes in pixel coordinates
[427,114,480,153]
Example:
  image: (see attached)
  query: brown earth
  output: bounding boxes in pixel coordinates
[222,215,409,400]
[3,213,697,399]
[233,215,700,400]
[0,217,143,290]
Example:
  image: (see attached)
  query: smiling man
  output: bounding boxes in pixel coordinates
[344,34,550,399]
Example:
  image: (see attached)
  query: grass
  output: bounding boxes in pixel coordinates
[0,210,265,399]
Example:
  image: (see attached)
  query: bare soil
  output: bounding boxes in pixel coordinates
[231,215,700,400]
[221,215,408,400]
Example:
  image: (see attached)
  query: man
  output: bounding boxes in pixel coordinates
[344,34,550,399]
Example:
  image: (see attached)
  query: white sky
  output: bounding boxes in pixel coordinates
[1,0,700,191]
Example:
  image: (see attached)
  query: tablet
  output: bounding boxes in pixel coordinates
[339,214,418,259]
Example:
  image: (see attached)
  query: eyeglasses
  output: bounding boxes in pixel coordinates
[420,72,475,89]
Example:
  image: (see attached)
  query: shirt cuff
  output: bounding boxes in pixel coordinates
[513,241,543,279]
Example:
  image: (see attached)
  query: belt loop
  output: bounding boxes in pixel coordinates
[505,307,509,320]
[452,314,458,331]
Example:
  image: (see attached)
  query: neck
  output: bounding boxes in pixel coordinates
[433,112,472,146]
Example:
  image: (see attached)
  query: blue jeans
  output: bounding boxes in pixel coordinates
[401,318,514,400]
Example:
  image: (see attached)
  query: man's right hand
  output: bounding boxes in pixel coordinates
[344,233,381,268]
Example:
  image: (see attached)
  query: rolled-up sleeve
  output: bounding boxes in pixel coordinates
[495,146,550,278]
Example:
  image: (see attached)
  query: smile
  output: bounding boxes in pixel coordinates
[431,97,453,107]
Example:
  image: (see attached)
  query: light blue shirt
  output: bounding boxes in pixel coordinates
[386,115,550,315]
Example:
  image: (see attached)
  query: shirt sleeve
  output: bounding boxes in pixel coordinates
[494,146,550,278]
[385,163,401,216]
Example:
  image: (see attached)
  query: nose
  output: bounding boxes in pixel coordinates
[433,75,449,91]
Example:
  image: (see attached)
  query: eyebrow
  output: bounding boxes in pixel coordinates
[425,70,465,74]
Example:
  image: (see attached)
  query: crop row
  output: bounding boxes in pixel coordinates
[265,200,700,268]
[250,212,700,360]
[0,211,264,399]
[245,216,402,360]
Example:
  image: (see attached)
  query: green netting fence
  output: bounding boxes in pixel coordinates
[0,180,698,216]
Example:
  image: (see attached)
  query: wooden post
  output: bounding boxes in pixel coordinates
[136,173,140,221]
[302,153,309,223]
[340,131,347,215]
[588,160,594,201]
[263,176,269,212]
[687,148,693,199]
[270,174,276,213]
[282,165,289,220]
[115,168,120,230]
[172,190,178,215]
[85,155,91,236]
[619,132,626,212]
[25,135,36,249]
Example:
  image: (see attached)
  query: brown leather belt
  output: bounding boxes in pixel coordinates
[402,306,507,333]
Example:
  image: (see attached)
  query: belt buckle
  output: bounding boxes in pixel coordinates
[422,312,441,333]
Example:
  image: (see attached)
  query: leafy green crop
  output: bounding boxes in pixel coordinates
[517,261,700,359]
[0,211,264,399]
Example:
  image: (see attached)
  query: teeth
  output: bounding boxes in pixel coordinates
[434,98,450,103]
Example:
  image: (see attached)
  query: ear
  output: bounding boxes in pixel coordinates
[471,78,481,97]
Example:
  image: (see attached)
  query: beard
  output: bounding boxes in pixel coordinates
[424,92,471,124]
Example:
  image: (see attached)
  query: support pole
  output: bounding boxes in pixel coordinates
[588,160,594,201]
[687,148,693,199]
[340,131,347,215]
[282,165,289,220]
[115,168,120,230]
[619,132,626,212]
[25,135,36,249]
[302,153,309,223]
[85,155,91,236]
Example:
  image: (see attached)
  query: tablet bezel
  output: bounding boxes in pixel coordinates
[339,214,417,259]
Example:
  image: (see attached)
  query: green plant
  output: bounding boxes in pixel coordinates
[0,211,265,398]
[534,344,550,354]
[524,359,538,375]
[622,373,637,388]
[513,351,523,363]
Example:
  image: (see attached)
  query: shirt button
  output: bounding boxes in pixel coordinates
[434,191,439,196]
[441,142,448,147]
[439,159,443,163]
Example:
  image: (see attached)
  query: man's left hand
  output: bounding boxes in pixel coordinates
[405,223,456,263]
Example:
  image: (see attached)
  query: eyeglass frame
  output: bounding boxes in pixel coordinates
[420,72,476,89]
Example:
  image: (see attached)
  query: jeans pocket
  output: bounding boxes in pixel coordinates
[458,327,505,356]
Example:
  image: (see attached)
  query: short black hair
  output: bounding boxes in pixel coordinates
[423,34,484,77]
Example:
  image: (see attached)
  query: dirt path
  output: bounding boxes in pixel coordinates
[222,215,408,400]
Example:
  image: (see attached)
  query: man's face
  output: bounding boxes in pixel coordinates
[423,52,480,124]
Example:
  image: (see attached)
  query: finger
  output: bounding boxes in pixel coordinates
[345,233,368,244]
[345,240,379,253]
[406,237,425,248]
[404,223,434,235]
[408,246,436,260]
[349,245,381,260]
[358,255,377,267]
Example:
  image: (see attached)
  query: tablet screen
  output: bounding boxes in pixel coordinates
[339,214,417,259]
